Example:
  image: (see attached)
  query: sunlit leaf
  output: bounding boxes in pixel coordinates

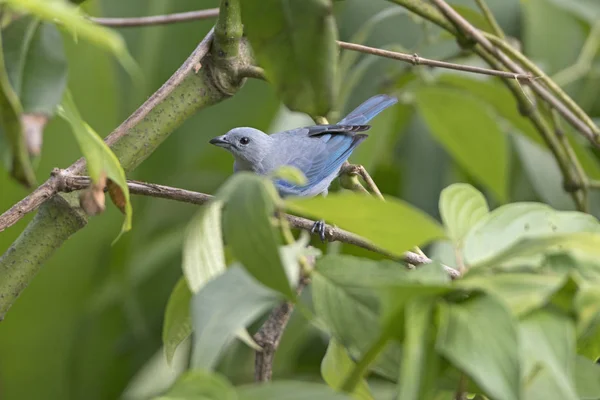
[162,278,192,365]
[241,0,337,116]
[436,296,520,400]
[415,86,508,202]
[321,338,373,400]
[286,193,445,256]
[155,370,236,400]
[190,266,281,370]
[221,173,294,298]
[238,381,350,400]
[439,183,489,247]
[57,91,132,238]
[271,165,308,186]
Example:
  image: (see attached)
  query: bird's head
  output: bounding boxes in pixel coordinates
[209,127,272,166]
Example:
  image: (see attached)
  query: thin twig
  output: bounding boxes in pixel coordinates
[473,0,505,40]
[253,277,308,382]
[89,9,219,27]
[337,41,533,81]
[238,65,267,81]
[340,163,384,200]
[0,170,460,278]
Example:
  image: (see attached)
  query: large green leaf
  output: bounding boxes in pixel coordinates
[414,86,508,202]
[286,193,445,256]
[190,266,281,370]
[574,355,600,400]
[4,16,66,115]
[154,370,237,400]
[221,173,294,298]
[0,28,35,186]
[520,309,578,400]
[321,338,373,400]
[396,297,441,400]
[58,91,132,237]
[439,183,489,248]
[1,0,137,74]
[463,202,600,267]
[456,273,568,317]
[241,0,337,116]
[237,381,350,400]
[436,296,521,400]
[162,278,193,365]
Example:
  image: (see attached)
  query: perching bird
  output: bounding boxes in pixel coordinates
[209,94,398,240]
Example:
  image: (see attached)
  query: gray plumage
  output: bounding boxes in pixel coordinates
[209,94,398,198]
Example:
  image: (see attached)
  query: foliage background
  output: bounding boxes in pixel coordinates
[0,0,599,399]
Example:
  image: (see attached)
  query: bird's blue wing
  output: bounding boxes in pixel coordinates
[275,132,367,197]
[338,94,398,125]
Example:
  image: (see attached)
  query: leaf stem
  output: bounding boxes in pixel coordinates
[340,334,389,392]
[473,0,505,40]
[213,0,242,59]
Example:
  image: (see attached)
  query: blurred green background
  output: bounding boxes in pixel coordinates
[1,0,599,398]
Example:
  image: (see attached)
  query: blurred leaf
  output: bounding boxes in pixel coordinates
[0,28,35,186]
[286,193,445,256]
[452,5,495,33]
[190,266,281,370]
[415,86,508,202]
[321,338,373,400]
[221,173,294,299]
[162,278,192,365]
[456,273,567,317]
[238,381,350,400]
[241,0,337,116]
[4,16,67,115]
[2,0,138,75]
[182,201,226,293]
[271,165,308,186]
[574,355,600,399]
[439,183,489,247]
[575,286,600,358]
[58,91,132,237]
[155,370,236,400]
[397,297,441,400]
[513,134,575,210]
[463,202,600,266]
[520,309,578,400]
[436,296,520,400]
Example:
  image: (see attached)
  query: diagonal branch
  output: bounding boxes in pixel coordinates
[89,9,219,27]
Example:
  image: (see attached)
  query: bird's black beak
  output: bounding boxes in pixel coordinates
[209,135,230,147]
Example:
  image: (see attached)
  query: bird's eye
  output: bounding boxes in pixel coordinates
[240,137,250,145]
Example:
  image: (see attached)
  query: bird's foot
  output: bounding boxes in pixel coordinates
[310,220,327,242]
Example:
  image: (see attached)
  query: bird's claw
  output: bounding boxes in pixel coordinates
[310,220,327,242]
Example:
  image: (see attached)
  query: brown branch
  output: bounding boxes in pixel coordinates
[88,9,219,27]
[337,40,533,81]
[0,170,459,278]
[254,277,308,382]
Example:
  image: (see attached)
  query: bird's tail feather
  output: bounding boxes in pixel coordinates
[338,94,398,125]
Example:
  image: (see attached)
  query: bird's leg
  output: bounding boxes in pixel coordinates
[310,220,327,242]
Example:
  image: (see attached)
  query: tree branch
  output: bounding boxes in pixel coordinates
[88,9,219,27]
[473,0,505,40]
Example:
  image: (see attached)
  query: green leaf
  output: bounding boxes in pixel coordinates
[436,295,521,400]
[321,338,373,400]
[182,201,226,293]
[154,370,237,400]
[58,91,132,237]
[162,278,192,365]
[237,381,350,400]
[0,28,35,186]
[439,183,489,247]
[463,202,600,267]
[574,355,600,400]
[4,16,67,115]
[456,273,568,317]
[397,297,441,400]
[574,285,600,359]
[286,193,445,256]
[270,165,308,186]
[520,309,578,400]
[221,173,294,298]
[415,86,508,202]
[241,0,337,116]
[2,0,138,76]
[190,266,281,370]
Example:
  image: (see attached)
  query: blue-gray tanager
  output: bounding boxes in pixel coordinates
[210,94,398,239]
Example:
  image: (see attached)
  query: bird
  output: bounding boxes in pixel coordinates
[209,94,398,241]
